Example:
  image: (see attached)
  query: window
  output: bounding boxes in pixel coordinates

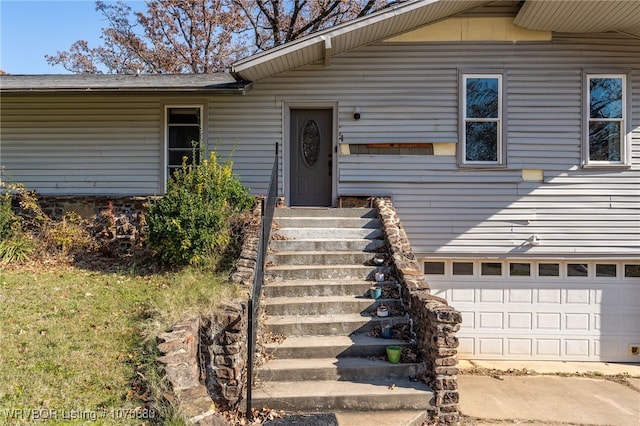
[424,261,445,275]
[538,263,560,277]
[596,264,617,278]
[461,73,503,165]
[453,262,474,276]
[567,263,588,277]
[509,263,531,277]
[481,262,502,276]
[166,107,203,179]
[624,264,640,278]
[584,74,628,166]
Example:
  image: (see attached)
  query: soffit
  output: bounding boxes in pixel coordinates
[514,0,640,38]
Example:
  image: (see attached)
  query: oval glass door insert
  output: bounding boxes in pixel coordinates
[301,119,321,167]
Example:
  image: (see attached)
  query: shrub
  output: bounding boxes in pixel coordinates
[41,212,93,257]
[147,151,254,266]
[0,171,35,262]
[0,170,21,240]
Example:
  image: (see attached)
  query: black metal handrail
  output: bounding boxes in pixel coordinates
[246,142,278,419]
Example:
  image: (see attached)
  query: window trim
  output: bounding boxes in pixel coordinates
[164,104,204,191]
[582,72,631,167]
[459,71,506,167]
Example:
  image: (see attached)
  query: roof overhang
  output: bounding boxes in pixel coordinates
[231,0,640,83]
[0,73,253,95]
[514,0,640,39]
[231,0,492,82]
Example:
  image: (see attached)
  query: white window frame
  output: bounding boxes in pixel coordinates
[164,105,204,190]
[459,72,505,166]
[583,73,630,167]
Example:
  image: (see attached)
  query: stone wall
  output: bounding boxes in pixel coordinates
[202,303,248,409]
[156,317,226,425]
[230,200,262,288]
[157,200,262,424]
[35,195,153,252]
[373,197,462,425]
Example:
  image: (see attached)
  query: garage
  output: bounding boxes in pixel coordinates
[425,259,640,362]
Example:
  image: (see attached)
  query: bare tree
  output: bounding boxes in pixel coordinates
[233,0,396,52]
[47,0,247,74]
[46,0,405,74]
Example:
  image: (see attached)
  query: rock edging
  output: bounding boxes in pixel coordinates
[373,197,462,425]
[156,317,226,425]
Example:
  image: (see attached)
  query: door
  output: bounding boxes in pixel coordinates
[289,108,333,206]
[427,259,640,361]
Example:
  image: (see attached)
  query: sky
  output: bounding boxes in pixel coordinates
[1,0,144,74]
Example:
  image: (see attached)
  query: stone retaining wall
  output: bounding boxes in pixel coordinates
[35,196,153,252]
[202,302,248,409]
[157,201,262,424]
[156,317,226,425]
[373,197,462,425]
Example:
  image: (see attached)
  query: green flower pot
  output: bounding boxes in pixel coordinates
[386,345,402,364]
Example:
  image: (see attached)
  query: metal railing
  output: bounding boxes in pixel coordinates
[246,142,278,419]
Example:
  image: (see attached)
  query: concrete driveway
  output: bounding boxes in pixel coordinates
[458,360,640,426]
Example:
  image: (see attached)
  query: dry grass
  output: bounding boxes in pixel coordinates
[0,264,241,425]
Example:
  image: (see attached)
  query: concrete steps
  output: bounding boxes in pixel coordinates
[264,312,409,336]
[252,379,432,412]
[256,207,433,418]
[256,357,424,382]
[267,250,375,266]
[262,295,402,316]
[272,227,384,240]
[266,264,390,281]
[263,335,411,359]
[269,238,385,252]
[262,279,377,298]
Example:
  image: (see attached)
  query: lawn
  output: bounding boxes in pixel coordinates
[0,265,241,425]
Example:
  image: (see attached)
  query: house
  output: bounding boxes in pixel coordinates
[1,0,639,362]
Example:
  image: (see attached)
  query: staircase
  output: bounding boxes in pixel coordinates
[252,207,434,420]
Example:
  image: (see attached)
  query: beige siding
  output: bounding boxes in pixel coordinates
[1,95,163,195]
[208,97,281,194]
[212,33,640,258]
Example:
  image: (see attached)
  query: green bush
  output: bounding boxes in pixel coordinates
[0,171,36,262]
[0,235,33,262]
[147,151,254,266]
[0,171,21,241]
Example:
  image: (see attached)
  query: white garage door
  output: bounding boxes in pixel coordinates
[425,260,640,362]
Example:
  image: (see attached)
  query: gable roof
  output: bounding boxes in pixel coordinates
[0,73,252,94]
[231,0,491,82]
[231,0,640,82]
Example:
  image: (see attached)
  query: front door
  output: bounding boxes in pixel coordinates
[289,108,333,206]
